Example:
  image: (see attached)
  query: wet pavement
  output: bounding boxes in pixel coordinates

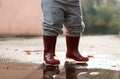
[43,63,120,79]
[0,35,120,79]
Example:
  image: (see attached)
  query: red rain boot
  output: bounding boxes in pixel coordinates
[43,36,60,66]
[66,36,89,63]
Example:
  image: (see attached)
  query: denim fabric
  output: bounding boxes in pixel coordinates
[41,0,85,36]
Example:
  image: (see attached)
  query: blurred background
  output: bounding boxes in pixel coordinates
[0,0,120,36]
[82,0,120,34]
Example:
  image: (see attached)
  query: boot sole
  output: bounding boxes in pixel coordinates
[66,58,87,64]
[44,61,59,66]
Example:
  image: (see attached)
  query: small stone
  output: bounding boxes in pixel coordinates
[15,49,18,51]
[36,53,40,55]
[112,65,116,67]
[90,46,94,48]
[7,67,9,69]
[25,50,31,55]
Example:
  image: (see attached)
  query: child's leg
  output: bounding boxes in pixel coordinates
[64,0,89,63]
[41,0,65,65]
[64,0,85,36]
[42,0,65,36]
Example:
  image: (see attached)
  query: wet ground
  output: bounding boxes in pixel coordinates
[0,63,120,79]
[43,63,120,79]
[0,35,120,79]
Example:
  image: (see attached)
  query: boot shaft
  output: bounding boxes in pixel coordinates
[66,36,80,51]
[43,36,57,54]
[66,36,89,63]
[43,36,60,65]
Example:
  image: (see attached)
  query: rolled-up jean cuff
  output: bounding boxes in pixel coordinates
[66,31,83,37]
[43,30,59,36]
[66,27,85,36]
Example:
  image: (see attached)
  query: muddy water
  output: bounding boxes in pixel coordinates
[43,62,120,79]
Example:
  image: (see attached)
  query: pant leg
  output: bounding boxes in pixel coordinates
[41,0,65,36]
[64,0,85,36]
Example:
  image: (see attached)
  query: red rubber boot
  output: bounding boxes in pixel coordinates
[66,36,89,63]
[43,36,60,66]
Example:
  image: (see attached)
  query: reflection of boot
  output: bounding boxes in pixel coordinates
[65,62,88,79]
[43,65,60,79]
[66,36,89,63]
[43,36,60,66]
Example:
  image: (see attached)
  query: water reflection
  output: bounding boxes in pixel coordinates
[43,62,120,79]
[65,62,88,79]
[43,62,88,79]
[43,65,60,79]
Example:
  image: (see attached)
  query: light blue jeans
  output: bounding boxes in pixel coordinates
[41,0,85,36]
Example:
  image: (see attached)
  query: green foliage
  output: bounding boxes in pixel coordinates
[81,0,120,34]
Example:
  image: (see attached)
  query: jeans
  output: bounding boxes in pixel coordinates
[41,0,85,36]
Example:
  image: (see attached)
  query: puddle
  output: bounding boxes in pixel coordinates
[43,62,120,79]
[0,62,120,79]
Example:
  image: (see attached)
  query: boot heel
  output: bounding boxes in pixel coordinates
[66,58,87,64]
